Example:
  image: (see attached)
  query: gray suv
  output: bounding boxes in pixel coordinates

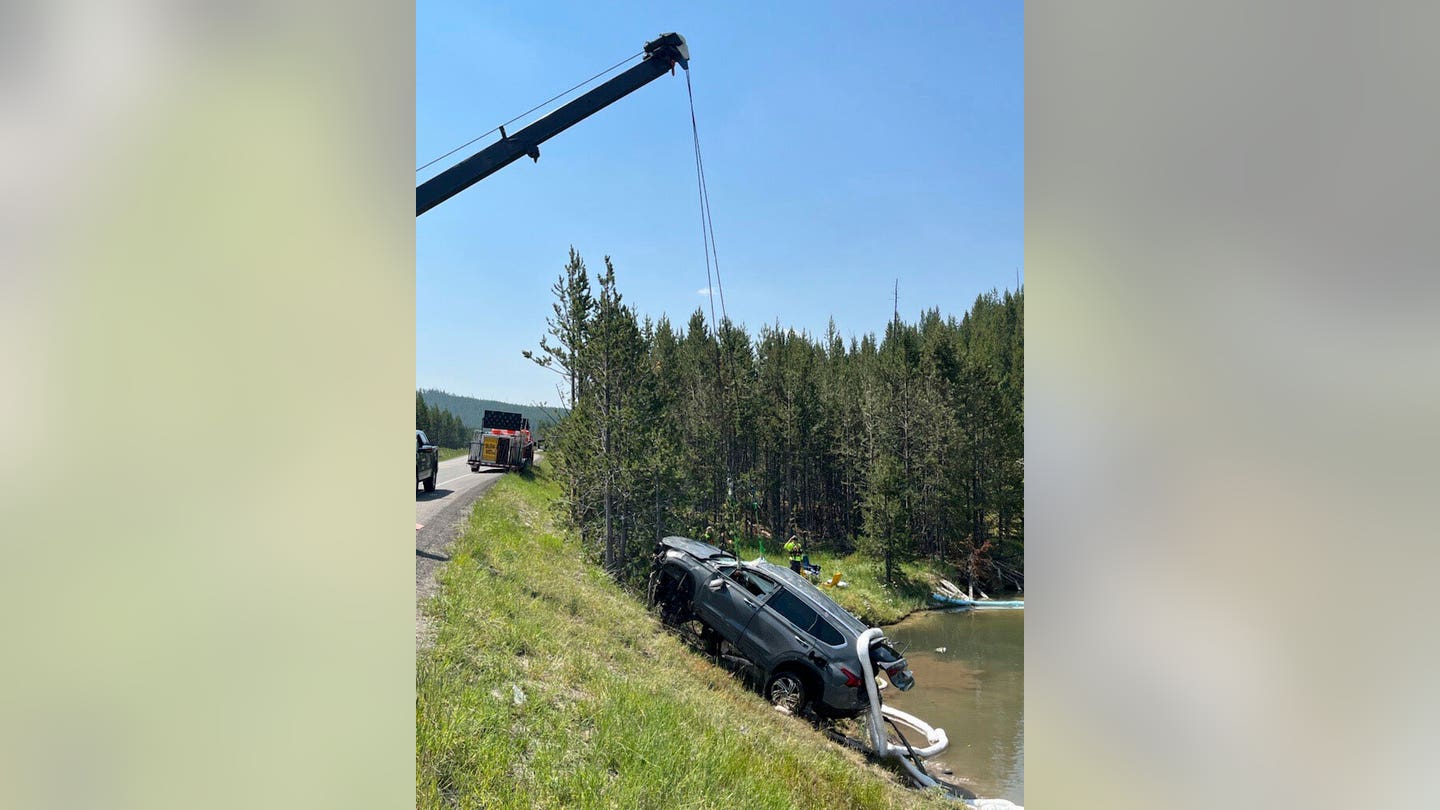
[648,536,915,718]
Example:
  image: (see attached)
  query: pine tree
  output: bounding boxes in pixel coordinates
[416,391,431,436]
[524,247,595,407]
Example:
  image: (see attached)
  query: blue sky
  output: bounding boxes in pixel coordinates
[418,1,1022,407]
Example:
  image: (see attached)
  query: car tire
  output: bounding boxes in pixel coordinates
[765,670,809,715]
[423,470,437,492]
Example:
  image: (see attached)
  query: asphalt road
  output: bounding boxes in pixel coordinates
[415,453,509,647]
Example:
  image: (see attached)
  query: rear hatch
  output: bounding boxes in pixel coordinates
[870,638,915,691]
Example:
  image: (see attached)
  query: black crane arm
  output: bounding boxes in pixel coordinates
[416,33,689,216]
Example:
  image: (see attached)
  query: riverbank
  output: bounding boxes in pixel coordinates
[416,464,949,809]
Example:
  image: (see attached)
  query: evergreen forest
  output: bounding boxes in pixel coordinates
[528,249,1024,594]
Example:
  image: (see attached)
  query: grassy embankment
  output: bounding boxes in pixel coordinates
[437,447,469,462]
[732,539,946,627]
[416,463,947,809]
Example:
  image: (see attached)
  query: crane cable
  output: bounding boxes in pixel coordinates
[685,69,728,331]
[685,68,741,512]
[416,49,645,174]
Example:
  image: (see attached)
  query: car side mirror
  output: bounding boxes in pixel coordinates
[707,577,727,592]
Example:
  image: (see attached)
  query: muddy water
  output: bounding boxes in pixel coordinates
[882,607,1024,804]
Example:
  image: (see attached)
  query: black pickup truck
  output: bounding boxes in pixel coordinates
[416,430,439,492]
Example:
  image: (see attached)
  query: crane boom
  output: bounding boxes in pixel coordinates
[416,33,689,216]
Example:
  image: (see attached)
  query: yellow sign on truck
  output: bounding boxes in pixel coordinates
[466,409,535,473]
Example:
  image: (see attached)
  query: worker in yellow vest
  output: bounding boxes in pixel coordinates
[785,535,802,573]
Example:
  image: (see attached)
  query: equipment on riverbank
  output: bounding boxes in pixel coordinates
[930,592,1025,610]
[933,578,1023,609]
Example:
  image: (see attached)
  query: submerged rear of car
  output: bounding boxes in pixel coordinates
[649,535,915,718]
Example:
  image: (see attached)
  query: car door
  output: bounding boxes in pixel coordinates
[695,568,769,646]
[740,586,832,672]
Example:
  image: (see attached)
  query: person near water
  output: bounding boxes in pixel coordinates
[786,534,802,573]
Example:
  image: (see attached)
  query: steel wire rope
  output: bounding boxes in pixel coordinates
[416,50,644,174]
[686,72,720,336]
[696,126,727,322]
[685,67,743,517]
[685,69,728,325]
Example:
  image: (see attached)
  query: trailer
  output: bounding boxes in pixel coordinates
[468,410,535,472]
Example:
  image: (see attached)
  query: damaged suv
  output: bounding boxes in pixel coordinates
[648,535,915,718]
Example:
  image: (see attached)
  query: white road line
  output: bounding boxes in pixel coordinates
[438,472,478,487]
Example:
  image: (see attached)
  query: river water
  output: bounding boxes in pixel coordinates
[881,606,1024,804]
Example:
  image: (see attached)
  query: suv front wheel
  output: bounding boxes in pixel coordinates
[765,670,809,714]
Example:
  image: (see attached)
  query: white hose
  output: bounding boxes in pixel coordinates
[880,704,948,758]
[857,629,888,751]
[854,628,950,789]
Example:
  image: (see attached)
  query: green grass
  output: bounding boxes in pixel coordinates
[436,447,469,462]
[416,463,947,809]
[731,539,944,627]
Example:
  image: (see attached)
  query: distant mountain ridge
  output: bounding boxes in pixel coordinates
[418,389,566,439]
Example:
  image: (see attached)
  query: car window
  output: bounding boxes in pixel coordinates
[734,570,778,598]
[762,563,869,636]
[765,589,823,638]
[809,616,843,646]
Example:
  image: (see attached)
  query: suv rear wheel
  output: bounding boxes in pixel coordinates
[765,670,809,714]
